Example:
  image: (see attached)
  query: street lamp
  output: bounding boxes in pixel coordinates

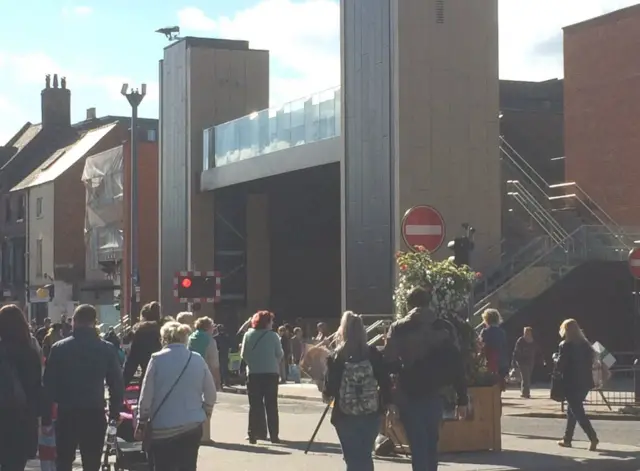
[121,83,146,324]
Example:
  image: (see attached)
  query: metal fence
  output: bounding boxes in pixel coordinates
[562,352,640,411]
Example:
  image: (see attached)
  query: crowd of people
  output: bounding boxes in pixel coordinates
[0,287,600,471]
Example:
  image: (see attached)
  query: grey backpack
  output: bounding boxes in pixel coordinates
[338,359,379,415]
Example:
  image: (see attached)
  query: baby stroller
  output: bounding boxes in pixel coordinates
[101,384,149,471]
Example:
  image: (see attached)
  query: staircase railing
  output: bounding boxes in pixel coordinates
[474,235,552,303]
[507,181,571,246]
[474,226,582,310]
[500,137,631,249]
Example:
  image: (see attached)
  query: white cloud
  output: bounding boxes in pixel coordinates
[62,5,93,17]
[177,0,340,106]
[178,0,640,107]
[3,53,158,103]
[499,0,640,81]
[178,7,216,31]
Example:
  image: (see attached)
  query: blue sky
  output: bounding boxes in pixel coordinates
[0,0,638,144]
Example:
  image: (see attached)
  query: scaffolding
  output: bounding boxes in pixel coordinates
[82,145,124,274]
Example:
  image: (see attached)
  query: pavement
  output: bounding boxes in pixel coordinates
[26,393,640,471]
[223,383,640,421]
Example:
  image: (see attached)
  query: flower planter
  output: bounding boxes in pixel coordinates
[385,385,502,454]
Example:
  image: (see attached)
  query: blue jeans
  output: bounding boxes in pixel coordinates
[334,414,381,471]
[399,396,443,471]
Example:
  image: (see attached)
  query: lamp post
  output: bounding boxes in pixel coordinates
[121,83,146,324]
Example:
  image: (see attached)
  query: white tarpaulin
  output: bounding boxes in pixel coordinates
[81,146,124,262]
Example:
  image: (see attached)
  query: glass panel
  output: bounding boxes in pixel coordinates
[208,86,342,167]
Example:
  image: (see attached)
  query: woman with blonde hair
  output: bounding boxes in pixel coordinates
[554,318,598,451]
[479,309,509,389]
[323,311,392,471]
[135,321,216,471]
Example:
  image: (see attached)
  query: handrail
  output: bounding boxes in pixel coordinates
[509,192,564,246]
[509,191,566,246]
[552,181,631,249]
[500,138,631,249]
[474,226,583,307]
[474,235,550,302]
[508,181,571,241]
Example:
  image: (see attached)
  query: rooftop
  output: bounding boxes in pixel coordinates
[11,122,118,192]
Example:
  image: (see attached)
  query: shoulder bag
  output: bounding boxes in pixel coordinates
[142,352,193,452]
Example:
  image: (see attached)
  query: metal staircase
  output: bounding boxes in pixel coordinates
[472,138,633,326]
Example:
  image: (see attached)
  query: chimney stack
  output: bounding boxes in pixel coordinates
[41,73,71,129]
[86,107,96,120]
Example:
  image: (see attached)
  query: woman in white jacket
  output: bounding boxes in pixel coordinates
[135,322,216,471]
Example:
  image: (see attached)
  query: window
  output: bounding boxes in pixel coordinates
[147,129,157,142]
[16,195,25,221]
[35,238,43,278]
[36,197,43,218]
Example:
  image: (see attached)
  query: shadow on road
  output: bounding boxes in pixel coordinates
[276,439,343,455]
[441,445,640,471]
[210,441,291,455]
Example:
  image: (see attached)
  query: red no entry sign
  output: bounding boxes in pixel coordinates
[401,205,446,253]
[628,248,640,279]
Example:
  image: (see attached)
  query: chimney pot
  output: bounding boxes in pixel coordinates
[41,73,71,129]
[86,107,96,120]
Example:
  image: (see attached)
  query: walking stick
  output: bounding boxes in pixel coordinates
[305,401,332,454]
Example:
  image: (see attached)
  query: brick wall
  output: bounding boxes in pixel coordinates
[53,125,128,283]
[564,5,640,226]
[122,140,159,317]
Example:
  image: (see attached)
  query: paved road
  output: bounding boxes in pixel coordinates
[219,393,639,447]
[27,393,640,471]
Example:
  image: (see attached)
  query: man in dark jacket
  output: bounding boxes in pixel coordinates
[384,286,468,471]
[122,301,162,386]
[43,304,124,471]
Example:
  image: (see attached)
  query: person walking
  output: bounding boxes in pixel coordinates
[0,304,43,471]
[35,318,51,346]
[479,309,509,390]
[512,327,537,398]
[290,327,305,365]
[188,316,221,443]
[135,321,216,471]
[42,304,124,471]
[240,311,283,444]
[123,301,163,387]
[214,325,231,386]
[384,286,468,471]
[277,325,291,384]
[323,311,392,471]
[554,318,599,451]
[42,323,63,360]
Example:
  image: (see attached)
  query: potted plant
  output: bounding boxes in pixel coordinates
[390,245,501,453]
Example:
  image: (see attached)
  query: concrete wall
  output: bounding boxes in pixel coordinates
[392,0,501,272]
[341,0,500,315]
[159,38,269,316]
[564,5,640,227]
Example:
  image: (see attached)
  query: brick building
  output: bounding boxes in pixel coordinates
[564,4,640,227]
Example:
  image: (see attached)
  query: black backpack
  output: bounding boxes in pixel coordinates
[0,344,27,408]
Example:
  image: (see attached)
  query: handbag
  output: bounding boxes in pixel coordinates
[142,352,193,452]
[550,371,565,403]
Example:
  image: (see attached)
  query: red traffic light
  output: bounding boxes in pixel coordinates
[181,278,192,289]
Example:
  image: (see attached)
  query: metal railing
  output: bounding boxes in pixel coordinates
[507,182,570,246]
[500,137,632,249]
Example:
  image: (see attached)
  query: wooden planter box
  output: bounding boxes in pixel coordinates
[385,385,502,454]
